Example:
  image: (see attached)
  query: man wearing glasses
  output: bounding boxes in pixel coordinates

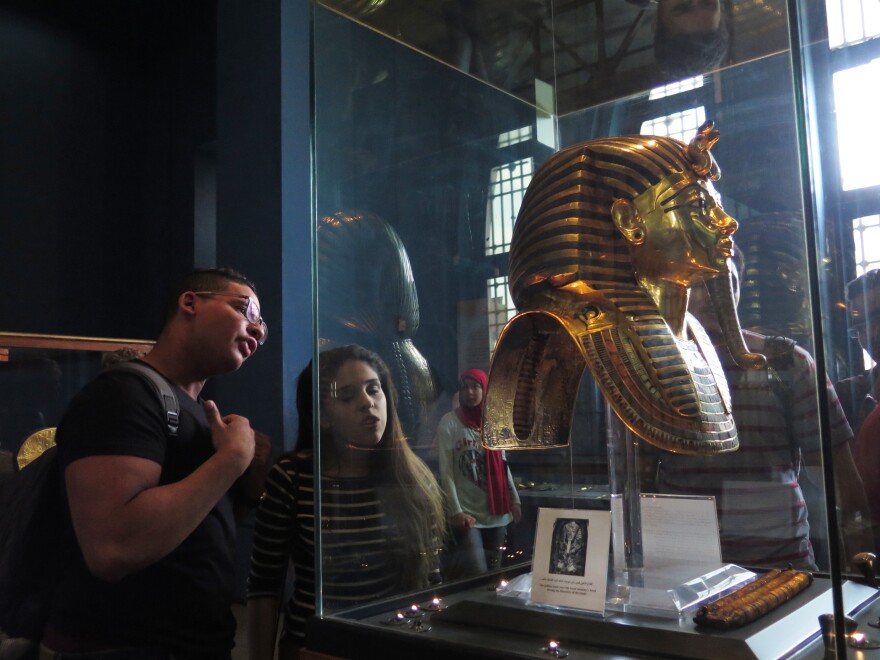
[44,267,269,659]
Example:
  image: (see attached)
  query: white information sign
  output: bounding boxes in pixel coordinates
[640,493,722,566]
[530,507,611,614]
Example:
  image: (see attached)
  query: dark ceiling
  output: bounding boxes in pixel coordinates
[320,0,793,116]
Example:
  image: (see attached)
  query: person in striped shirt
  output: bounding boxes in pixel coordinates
[649,267,869,571]
[247,345,445,659]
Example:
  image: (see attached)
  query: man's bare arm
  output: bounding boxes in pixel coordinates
[66,400,254,580]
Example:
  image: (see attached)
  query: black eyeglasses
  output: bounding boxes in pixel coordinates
[193,291,268,345]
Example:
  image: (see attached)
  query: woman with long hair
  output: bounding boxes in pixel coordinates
[247,345,445,659]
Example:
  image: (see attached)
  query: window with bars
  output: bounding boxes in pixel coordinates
[826,0,880,49]
[648,76,704,100]
[486,275,517,354]
[640,106,707,142]
[853,214,880,275]
[827,2,880,372]
[832,58,880,191]
[497,126,534,149]
[482,141,534,355]
[484,158,534,256]
[852,215,880,370]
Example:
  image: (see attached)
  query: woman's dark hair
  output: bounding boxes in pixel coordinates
[294,344,446,590]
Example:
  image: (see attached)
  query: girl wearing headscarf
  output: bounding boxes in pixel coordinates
[436,368,521,578]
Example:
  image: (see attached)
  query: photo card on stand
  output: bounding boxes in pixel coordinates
[530,507,611,614]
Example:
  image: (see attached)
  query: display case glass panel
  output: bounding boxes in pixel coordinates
[306,1,880,656]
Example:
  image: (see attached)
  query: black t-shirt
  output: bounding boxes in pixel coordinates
[48,365,237,658]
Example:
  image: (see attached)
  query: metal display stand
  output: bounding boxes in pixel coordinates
[604,404,754,617]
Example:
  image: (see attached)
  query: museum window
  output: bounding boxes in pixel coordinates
[852,214,880,370]
[818,1,880,375]
[497,125,534,149]
[826,0,880,49]
[824,7,880,228]
[853,214,880,275]
[832,58,880,192]
[640,106,706,142]
[486,274,516,355]
[647,75,704,100]
[484,135,535,354]
[484,157,534,257]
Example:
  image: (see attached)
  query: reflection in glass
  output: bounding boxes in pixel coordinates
[853,214,880,276]
[833,58,880,191]
[317,211,437,442]
[826,0,880,49]
[484,159,533,257]
[311,0,880,607]
[640,106,707,141]
[319,0,793,114]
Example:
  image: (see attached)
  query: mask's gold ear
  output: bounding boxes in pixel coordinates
[611,198,646,245]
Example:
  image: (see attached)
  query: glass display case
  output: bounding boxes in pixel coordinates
[304,1,880,657]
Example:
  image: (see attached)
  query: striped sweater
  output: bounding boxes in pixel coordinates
[248,453,439,644]
[655,331,852,570]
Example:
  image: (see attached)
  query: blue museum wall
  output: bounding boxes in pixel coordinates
[0,0,311,454]
[213,0,312,453]
[0,0,216,340]
[0,0,313,602]
[212,0,313,599]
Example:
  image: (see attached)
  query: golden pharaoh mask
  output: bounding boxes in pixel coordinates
[484,122,763,455]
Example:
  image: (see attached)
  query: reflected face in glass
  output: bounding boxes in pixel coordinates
[851,287,880,361]
[322,359,388,449]
[631,173,737,285]
[459,377,484,408]
[658,0,721,36]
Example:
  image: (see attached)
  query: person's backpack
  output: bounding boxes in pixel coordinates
[0,361,179,650]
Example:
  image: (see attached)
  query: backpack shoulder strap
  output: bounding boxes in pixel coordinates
[109,361,180,437]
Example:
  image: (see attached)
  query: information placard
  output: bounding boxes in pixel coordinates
[640,494,721,566]
[530,507,611,613]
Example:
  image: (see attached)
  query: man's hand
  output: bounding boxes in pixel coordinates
[203,399,255,472]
